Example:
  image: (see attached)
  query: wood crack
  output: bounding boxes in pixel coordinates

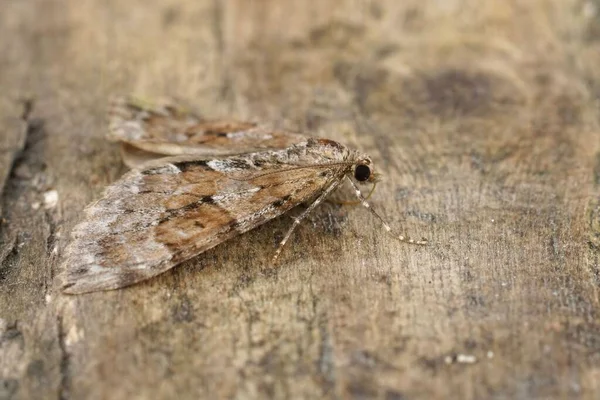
[3,99,37,185]
[0,100,31,214]
[57,314,71,400]
[0,100,37,284]
[0,236,18,282]
[0,98,55,295]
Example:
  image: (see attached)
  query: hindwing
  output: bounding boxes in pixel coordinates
[109,95,307,167]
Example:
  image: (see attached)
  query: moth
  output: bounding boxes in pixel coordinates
[57,96,426,294]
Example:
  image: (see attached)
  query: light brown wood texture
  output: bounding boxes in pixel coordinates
[1,1,599,399]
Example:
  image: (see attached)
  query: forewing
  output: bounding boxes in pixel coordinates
[58,155,342,293]
[109,95,307,167]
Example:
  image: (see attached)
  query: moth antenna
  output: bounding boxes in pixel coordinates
[345,176,427,246]
[272,179,345,264]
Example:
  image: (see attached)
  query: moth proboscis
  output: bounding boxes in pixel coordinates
[57,95,427,294]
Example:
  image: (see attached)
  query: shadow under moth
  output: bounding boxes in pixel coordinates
[57,96,426,294]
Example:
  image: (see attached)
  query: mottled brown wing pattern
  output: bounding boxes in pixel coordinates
[58,139,352,294]
[109,95,307,167]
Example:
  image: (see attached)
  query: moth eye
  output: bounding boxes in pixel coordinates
[354,165,371,182]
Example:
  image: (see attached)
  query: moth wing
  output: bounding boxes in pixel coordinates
[58,156,341,294]
[109,95,307,168]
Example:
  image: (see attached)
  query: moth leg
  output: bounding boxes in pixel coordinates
[272,179,345,264]
[345,176,428,245]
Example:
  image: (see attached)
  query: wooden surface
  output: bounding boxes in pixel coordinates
[1,0,600,399]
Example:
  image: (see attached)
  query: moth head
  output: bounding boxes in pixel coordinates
[353,158,381,184]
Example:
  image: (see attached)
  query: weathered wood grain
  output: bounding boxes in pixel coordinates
[1,0,599,399]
